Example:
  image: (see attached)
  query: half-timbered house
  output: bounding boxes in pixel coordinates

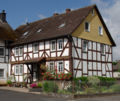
[9,4,116,83]
[0,10,16,84]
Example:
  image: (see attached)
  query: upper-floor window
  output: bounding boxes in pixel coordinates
[19,47,23,56]
[49,62,54,72]
[57,61,63,73]
[0,47,5,56]
[15,47,18,56]
[101,44,105,55]
[33,43,38,53]
[51,40,56,51]
[57,39,63,50]
[91,9,94,15]
[83,41,88,52]
[0,69,4,77]
[15,65,23,75]
[99,26,103,35]
[85,21,90,32]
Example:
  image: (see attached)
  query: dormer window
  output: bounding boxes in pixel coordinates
[85,21,90,32]
[33,43,38,53]
[58,23,66,28]
[23,31,29,36]
[37,29,42,33]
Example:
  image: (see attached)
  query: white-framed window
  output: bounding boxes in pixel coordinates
[0,69,4,77]
[91,9,94,15]
[15,65,23,75]
[99,26,103,35]
[33,43,38,53]
[19,46,23,56]
[101,44,105,55]
[0,47,5,56]
[85,21,90,32]
[57,39,63,50]
[49,62,54,72]
[51,40,56,51]
[57,61,63,73]
[83,41,88,52]
[15,47,18,56]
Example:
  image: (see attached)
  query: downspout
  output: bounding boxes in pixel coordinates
[68,35,75,77]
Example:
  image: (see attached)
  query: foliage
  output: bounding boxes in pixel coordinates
[37,82,42,88]
[42,71,55,80]
[112,61,118,65]
[67,85,81,93]
[21,82,27,85]
[7,80,12,84]
[101,86,108,92]
[88,75,100,86]
[110,84,120,92]
[40,63,48,71]
[43,81,58,92]
[118,69,120,72]
[30,84,38,88]
[22,74,27,82]
[58,72,72,80]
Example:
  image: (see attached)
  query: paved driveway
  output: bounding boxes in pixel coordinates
[0,87,120,101]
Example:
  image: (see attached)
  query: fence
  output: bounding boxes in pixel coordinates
[42,80,120,94]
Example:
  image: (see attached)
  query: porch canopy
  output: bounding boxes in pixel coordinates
[22,57,45,64]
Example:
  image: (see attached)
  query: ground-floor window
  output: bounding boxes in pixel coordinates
[57,61,63,72]
[49,62,54,72]
[15,65,23,75]
[0,69,4,77]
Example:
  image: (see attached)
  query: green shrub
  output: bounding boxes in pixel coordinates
[88,76,100,86]
[43,81,58,92]
[110,84,120,92]
[7,81,12,84]
[67,85,81,93]
[37,82,42,88]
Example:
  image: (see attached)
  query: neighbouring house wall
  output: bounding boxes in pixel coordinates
[0,40,9,84]
[10,37,71,82]
[113,72,120,77]
[72,36,113,78]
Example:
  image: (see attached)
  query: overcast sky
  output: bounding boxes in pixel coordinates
[0,0,119,61]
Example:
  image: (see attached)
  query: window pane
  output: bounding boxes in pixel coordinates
[0,48,4,56]
[83,42,87,51]
[20,47,23,55]
[50,63,54,71]
[85,22,89,31]
[0,69,4,77]
[34,44,38,52]
[15,65,19,75]
[58,62,63,72]
[15,48,18,55]
[58,40,62,50]
[52,41,55,50]
[19,65,23,74]
[101,45,104,54]
[99,27,102,34]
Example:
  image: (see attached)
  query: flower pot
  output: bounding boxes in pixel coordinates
[29,88,43,92]
[7,84,11,87]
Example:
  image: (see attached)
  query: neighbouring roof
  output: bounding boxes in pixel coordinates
[11,4,116,46]
[113,60,120,71]
[0,21,16,41]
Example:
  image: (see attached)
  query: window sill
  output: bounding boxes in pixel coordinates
[85,30,90,32]
[99,34,103,36]
[0,77,5,79]
[101,53,105,56]
[33,51,38,53]
[50,50,56,52]
[57,49,63,51]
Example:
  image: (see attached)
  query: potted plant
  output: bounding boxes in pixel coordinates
[7,80,12,87]
[29,82,43,92]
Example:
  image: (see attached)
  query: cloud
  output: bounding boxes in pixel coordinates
[91,0,120,61]
[38,14,46,19]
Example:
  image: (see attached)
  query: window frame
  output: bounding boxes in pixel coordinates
[99,26,103,35]
[33,43,38,53]
[57,61,63,73]
[15,65,19,75]
[101,44,105,55]
[19,46,23,56]
[83,41,88,52]
[49,62,54,72]
[15,47,18,56]
[0,47,5,57]
[57,39,63,51]
[51,40,56,51]
[0,69,4,78]
[85,21,90,32]
[15,65,23,75]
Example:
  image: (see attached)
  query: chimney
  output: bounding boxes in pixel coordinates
[66,9,71,13]
[53,13,59,16]
[0,10,6,22]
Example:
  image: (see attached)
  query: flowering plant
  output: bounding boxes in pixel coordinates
[40,63,48,71]
[21,82,27,85]
[30,83,38,88]
[58,72,72,80]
